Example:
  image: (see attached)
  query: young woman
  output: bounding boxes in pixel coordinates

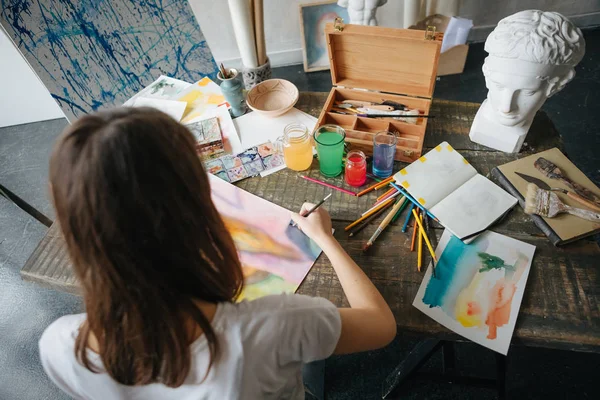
[40,107,396,399]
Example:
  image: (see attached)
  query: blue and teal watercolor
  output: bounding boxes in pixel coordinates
[422,235,488,315]
[0,0,218,120]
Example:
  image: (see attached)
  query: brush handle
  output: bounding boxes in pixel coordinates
[559,177,600,205]
[565,206,600,222]
[566,191,600,212]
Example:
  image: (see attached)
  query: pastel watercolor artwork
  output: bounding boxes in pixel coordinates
[413,230,535,354]
[209,175,322,301]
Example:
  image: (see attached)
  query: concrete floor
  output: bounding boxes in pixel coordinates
[1,29,600,399]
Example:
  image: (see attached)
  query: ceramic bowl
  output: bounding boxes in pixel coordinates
[246,79,299,117]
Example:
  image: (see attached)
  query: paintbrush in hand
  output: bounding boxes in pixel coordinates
[524,183,600,223]
[290,193,332,226]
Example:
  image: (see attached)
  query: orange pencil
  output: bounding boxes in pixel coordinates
[344,197,395,231]
[374,177,394,190]
[357,178,390,197]
[410,209,419,251]
[376,187,396,202]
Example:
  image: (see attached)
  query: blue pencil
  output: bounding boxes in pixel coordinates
[402,203,415,232]
[389,182,439,222]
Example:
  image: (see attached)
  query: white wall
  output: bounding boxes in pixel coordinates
[0,28,64,128]
[191,0,600,68]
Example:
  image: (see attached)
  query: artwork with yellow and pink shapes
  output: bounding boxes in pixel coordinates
[209,174,322,301]
[413,230,535,355]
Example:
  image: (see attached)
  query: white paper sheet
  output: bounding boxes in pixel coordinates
[430,174,518,239]
[186,105,243,155]
[128,97,187,121]
[441,17,473,53]
[233,108,318,149]
[413,230,535,355]
[123,75,191,106]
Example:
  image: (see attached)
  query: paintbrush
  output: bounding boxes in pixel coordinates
[534,157,600,205]
[515,172,600,212]
[290,193,332,226]
[219,63,229,79]
[524,183,600,222]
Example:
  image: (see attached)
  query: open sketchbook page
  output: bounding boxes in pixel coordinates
[394,142,477,209]
[413,230,535,355]
[431,174,518,239]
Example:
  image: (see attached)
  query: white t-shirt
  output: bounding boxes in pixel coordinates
[39,294,341,400]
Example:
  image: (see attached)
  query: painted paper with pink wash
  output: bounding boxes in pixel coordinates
[413,230,535,354]
[209,174,322,301]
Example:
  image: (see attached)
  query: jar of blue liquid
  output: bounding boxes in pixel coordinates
[372,131,398,178]
[217,68,246,117]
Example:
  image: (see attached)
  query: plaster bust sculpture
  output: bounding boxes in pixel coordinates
[337,0,388,26]
[469,10,585,153]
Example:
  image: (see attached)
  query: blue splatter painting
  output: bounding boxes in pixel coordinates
[0,0,218,120]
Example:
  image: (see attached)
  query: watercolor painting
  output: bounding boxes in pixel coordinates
[413,230,535,354]
[299,1,350,72]
[177,77,227,123]
[0,1,218,121]
[209,175,322,301]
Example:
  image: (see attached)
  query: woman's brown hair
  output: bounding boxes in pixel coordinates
[49,107,244,387]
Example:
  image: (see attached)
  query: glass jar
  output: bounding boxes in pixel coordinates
[345,150,367,187]
[282,123,313,171]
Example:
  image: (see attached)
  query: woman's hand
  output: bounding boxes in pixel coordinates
[290,203,334,245]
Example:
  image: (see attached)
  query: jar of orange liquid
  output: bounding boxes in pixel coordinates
[282,123,313,171]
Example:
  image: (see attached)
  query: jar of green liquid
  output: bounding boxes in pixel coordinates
[314,125,346,177]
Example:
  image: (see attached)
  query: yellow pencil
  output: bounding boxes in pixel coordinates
[417,213,423,271]
[344,197,395,231]
[411,209,438,262]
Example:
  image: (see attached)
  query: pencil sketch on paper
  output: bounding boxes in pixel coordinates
[413,230,535,354]
[209,175,321,301]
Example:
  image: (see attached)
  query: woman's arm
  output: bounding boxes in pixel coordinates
[291,204,396,354]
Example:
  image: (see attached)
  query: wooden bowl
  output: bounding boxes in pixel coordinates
[246,79,299,117]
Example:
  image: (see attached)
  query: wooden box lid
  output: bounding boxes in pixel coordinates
[325,23,442,99]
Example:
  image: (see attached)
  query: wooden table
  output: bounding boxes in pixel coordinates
[21,93,600,358]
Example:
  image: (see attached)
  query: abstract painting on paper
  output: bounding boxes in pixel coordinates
[0,1,218,121]
[209,175,321,301]
[413,230,535,354]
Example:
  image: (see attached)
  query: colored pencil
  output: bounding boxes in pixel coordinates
[375,188,398,204]
[390,183,439,222]
[363,198,406,252]
[391,197,408,223]
[374,177,394,190]
[412,209,438,262]
[366,173,382,182]
[377,187,396,202]
[345,197,395,231]
[356,178,386,197]
[417,213,424,271]
[300,175,357,196]
[392,197,409,223]
[402,203,415,232]
[363,191,401,215]
[410,209,419,251]
[348,198,395,237]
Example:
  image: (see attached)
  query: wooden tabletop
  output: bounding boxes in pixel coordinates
[21,92,599,353]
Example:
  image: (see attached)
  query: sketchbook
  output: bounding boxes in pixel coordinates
[393,142,517,240]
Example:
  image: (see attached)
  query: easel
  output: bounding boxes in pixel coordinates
[382,339,507,399]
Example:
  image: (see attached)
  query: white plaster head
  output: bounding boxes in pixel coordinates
[482,10,585,127]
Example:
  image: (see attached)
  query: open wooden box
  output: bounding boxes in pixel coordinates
[316,22,442,163]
